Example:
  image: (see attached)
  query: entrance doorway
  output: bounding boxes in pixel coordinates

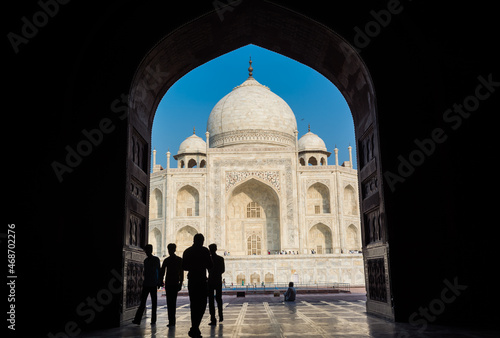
[124,0,390,322]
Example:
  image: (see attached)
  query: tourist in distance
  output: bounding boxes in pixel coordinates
[132,244,161,325]
[160,243,184,327]
[182,233,213,338]
[284,282,296,302]
[208,243,225,325]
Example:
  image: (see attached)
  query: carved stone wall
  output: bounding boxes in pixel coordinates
[131,131,148,172]
[210,129,296,148]
[226,171,280,192]
[362,175,378,200]
[129,213,145,247]
[131,178,147,204]
[223,254,365,286]
[358,129,375,169]
[367,258,387,302]
[364,209,382,245]
[125,261,144,308]
[175,181,201,191]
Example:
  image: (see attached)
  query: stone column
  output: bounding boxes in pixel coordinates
[205,131,210,244]
[337,172,346,253]
[162,177,167,257]
[348,145,353,168]
[332,146,342,253]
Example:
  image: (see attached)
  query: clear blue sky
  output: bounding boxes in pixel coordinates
[152,44,356,170]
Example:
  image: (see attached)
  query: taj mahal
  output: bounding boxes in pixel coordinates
[148,60,364,287]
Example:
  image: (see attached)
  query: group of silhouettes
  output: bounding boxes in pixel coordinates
[132,233,224,338]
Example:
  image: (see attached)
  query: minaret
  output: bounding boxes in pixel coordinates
[348,145,353,168]
[334,145,339,166]
[166,149,171,170]
[152,148,164,172]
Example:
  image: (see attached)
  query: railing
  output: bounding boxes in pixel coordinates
[217,282,350,292]
[166,282,351,295]
[332,282,350,293]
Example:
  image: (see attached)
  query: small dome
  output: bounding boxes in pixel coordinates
[298,131,327,152]
[177,133,206,155]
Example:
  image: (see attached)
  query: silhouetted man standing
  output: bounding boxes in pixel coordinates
[182,234,213,338]
[160,243,184,327]
[132,244,161,325]
[208,243,225,325]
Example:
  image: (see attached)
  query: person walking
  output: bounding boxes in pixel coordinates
[132,244,161,325]
[207,243,225,325]
[160,243,184,327]
[182,234,213,338]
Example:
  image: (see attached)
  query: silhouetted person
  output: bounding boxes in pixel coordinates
[284,282,296,302]
[207,243,225,325]
[160,243,184,327]
[132,244,161,325]
[182,234,213,337]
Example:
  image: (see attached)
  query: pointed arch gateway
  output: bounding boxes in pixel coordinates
[227,178,280,255]
[125,1,391,322]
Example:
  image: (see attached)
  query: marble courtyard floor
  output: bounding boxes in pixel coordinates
[79,293,499,337]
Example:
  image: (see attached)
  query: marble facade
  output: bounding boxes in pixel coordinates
[149,71,364,286]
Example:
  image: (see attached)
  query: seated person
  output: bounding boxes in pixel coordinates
[284,282,296,301]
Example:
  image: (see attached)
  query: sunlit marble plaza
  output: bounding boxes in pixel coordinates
[79,292,498,338]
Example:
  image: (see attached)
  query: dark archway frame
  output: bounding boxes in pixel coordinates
[124,1,392,321]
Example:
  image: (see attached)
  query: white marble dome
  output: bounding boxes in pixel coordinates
[177,133,206,155]
[298,131,328,152]
[207,76,297,148]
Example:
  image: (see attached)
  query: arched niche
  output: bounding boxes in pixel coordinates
[307,182,331,214]
[308,223,333,254]
[176,185,200,217]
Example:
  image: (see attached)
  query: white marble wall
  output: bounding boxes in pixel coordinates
[148,147,363,285]
[222,254,365,287]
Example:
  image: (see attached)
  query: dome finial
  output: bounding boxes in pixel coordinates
[248,56,253,77]
[308,124,311,132]
[193,126,196,134]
